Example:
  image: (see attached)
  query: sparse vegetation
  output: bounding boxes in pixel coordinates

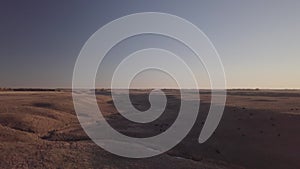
[0,90,299,169]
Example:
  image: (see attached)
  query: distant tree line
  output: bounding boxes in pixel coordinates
[0,88,13,91]
[0,88,64,92]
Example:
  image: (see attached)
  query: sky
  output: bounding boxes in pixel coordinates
[1,0,299,89]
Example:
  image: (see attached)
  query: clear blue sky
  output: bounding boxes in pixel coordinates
[1,0,299,89]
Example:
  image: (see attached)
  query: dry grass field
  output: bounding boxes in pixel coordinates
[0,89,299,169]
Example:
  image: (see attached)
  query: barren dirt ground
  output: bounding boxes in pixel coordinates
[0,89,299,169]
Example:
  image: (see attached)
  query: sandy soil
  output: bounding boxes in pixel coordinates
[0,89,299,169]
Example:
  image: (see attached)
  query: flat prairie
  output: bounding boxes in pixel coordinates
[0,89,299,169]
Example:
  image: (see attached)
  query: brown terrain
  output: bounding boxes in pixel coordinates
[0,89,299,169]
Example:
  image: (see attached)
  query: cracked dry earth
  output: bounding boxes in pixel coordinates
[0,90,300,169]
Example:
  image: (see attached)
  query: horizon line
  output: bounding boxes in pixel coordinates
[1,87,300,91]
